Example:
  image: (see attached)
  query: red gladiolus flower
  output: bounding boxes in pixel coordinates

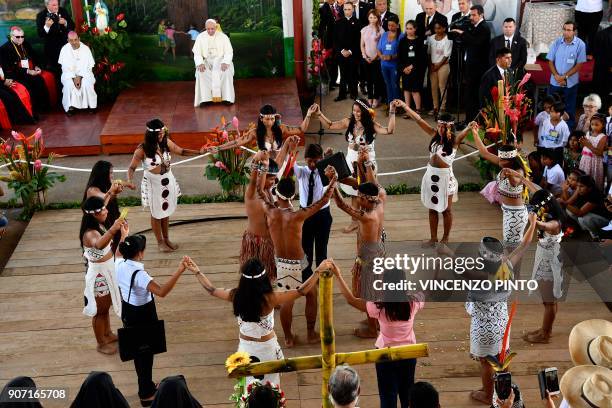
[514,92,525,106]
[490,86,498,103]
[116,13,125,22]
[517,73,531,89]
[110,64,118,73]
[103,73,110,81]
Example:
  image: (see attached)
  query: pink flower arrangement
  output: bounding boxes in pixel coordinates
[214,160,229,172]
[33,160,42,171]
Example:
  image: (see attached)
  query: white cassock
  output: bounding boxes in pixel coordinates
[193,31,235,106]
[58,42,97,112]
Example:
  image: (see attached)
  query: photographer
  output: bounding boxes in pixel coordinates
[36,0,74,71]
[450,4,490,127]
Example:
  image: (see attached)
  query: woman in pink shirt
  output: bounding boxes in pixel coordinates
[331,261,424,408]
[360,9,384,108]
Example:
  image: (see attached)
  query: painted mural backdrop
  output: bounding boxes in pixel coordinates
[0,0,284,80]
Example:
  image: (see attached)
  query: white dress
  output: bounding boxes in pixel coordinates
[141,152,181,219]
[531,229,564,299]
[341,132,376,196]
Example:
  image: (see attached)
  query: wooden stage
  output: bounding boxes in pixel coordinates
[1,194,609,407]
[0,78,302,156]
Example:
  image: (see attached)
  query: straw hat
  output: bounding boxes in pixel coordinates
[569,319,612,368]
[559,365,612,408]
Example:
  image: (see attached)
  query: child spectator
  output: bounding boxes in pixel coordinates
[427,20,452,118]
[541,149,566,196]
[533,95,556,148]
[559,169,585,207]
[399,20,426,116]
[565,175,610,240]
[528,151,544,186]
[563,131,584,173]
[164,22,177,61]
[536,101,570,165]
[579,113,607,189]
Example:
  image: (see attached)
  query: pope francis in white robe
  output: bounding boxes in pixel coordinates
[58,32,97,113]
[193,19,235,106]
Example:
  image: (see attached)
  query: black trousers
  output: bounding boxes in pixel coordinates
[325,49,338,88]
[337,54,358,98]
[301,207,333,279]
[465,68,485,123]
[575,10,603,54]
[363,59,384,99]
[122,299,158,399]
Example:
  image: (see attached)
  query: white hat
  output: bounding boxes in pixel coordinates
[559,365,612,408]
[569,319,612,368]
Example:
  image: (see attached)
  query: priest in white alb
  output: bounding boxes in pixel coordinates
[58,31,97,115]
[193,19,235,106]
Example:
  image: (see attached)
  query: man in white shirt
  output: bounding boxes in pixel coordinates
[488,18,528,73]
[193,18,235,106]
[575,0,604,54]
[58,31,97,115]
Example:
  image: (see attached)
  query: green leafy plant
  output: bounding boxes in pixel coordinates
[79,11,131,101]
[0,129,65,220]
[204,116,252,197]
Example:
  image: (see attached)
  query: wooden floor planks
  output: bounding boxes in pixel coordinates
[0,194,609,407]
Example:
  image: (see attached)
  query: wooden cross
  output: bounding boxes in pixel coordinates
[229,269,430,407]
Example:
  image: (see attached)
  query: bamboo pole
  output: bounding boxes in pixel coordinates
[497,79,506,144]
[320,269,335,408]
[228,355,323,378]
[335,344,429,365]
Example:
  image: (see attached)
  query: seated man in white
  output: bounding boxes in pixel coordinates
[193,18,235,106]
[58,31,97,115]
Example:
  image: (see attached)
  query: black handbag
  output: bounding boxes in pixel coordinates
[118,269,167,362]
[316,151,352,186]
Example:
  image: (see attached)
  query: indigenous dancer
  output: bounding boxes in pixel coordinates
[523,189,566,344]
[126,119,205,253]
[466,213,537,404]
[190,257,326,386]
[83,160,134,250]
[254,151,337,347]
[399,100,473,247]
[240,150,281,281]
[331,148,387,337]
[79,196,124,355]
[472,124,538,260]
[208,104,316,173]
[317,98,398,233]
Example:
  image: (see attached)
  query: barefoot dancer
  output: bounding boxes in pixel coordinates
[239,150,281,281]
[254,151,337,347]
[190,257,327,387]
[399,101,473,247]
[330,149,387,338]
[126,119,205,253]
[523,189,566,344]
[80,196,125,355]
[209,104,316,174]
[467,213,537,405]
[318,99,397,233]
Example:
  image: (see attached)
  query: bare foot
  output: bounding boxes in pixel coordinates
[470,390,491,405]
[284,333,298,348]
[105,332,118,343]
[96,342,118,355]
[523,331,551,344]
[165,239,179,250]
[354,327,377,338]
[436,242,453,256]
[525,328,543,336]
[342,221,359,234]
[158,242,173,253]
[421,239,437,248]
[307,330,320,344]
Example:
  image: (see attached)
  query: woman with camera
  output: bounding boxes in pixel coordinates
[115,223,193,406]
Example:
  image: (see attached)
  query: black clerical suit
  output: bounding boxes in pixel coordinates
[355,0,374,28]
[415,11,448,40]
[36,6,74,70]
[334,15,361,99]
[0,40,49,113]
[455,19,490,122]
[593,26,612,107]
[479,65,512,107]
[488,34,528,75]
[319,2,340,89]
[380,10,399,32]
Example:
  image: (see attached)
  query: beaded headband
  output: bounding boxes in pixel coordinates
[242,269,267,279]
[479,238,503,262]
[533,193,553,210]
[355,99,375,117]
[498,149,518,159]
[275,190,296,201]
[147,125,167,133]
[437,120,455,126]
[260,113,280,120]
[84,205,106,214]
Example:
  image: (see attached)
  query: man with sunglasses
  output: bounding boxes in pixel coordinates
[0,26,49,114]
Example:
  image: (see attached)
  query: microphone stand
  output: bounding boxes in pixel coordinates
[303,34,343,145]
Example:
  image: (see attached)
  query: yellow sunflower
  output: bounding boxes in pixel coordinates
[225,351,250,374]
